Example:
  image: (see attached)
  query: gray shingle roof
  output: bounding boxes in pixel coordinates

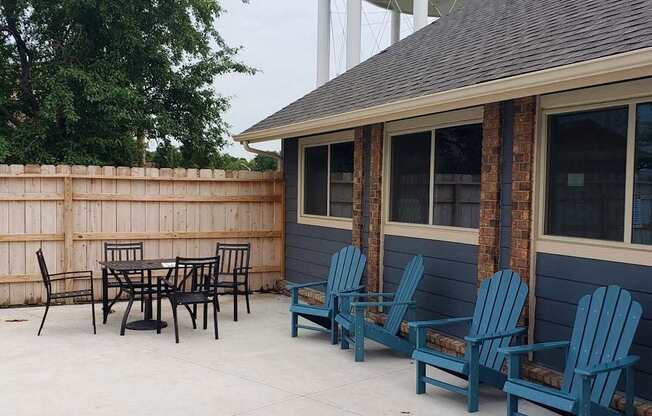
[242,0,652,135]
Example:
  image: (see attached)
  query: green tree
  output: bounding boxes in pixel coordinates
[249,154,278,171]
[0,0,253,166]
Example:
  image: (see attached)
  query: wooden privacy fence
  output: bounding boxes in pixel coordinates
[0,164,284,306]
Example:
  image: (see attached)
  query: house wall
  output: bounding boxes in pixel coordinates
[283,138,352,286]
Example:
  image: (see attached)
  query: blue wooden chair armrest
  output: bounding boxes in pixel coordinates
[465,327,527,344]
[336,291,395,298]
[575,355,639,377]
[352,300,415,308]
[408,317,473,329]
[499,341,570,356]
[287,280,328,291]
[333,285,366,295]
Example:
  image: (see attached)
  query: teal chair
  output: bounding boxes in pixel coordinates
[410,270,528,413]
[289,245,366,344]
[500,285,642,416]
[335,255,424,362]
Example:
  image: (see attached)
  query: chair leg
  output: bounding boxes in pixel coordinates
[213,298,219,340]
[578,376,592,416]
[120,291,135,336]
[354,311,365,362]
[245,279,251,314]
[467,342,480,413]
[506,393,518,416]
[102,271,109,324]
[291,312,298,337]
[341,327,350,350]
[416,360,426,394]
[625,366,635,416]
[37,301,50,336]
[171,302,180,343]
[203,301,208,330]
[330,316,338,345]
[90,294,96,335]
[156,293,162,334]
[184,304,197,329]
[233,281,238,322]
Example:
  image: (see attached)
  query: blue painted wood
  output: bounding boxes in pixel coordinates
[501,286,642,416]
[289,245,366,343]
[409,270,528,413]
[335,255,425,362]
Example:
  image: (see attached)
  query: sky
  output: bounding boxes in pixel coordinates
[213,0,425,159]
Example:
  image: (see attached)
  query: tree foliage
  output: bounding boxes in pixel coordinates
[0,0,253,167]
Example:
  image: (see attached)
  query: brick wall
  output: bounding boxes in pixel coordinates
[366,123,384,293]
[352,127,365,248]
[510,97,536,287]
[477,102,503,284]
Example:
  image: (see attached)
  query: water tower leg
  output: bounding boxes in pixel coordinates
[390,7,401,44]
[346,0,361,69]
[413,0,428,31]
[317,0,331,86]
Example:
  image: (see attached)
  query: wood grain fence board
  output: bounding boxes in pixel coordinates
[0,164,283,306]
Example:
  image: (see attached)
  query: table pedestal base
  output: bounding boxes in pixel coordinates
[126,319,167,331]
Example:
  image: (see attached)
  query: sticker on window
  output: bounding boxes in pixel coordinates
[567,173,584,187]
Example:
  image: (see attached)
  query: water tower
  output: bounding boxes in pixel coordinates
[316,0,464,86]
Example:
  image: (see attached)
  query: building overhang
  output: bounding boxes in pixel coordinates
[233,47,652,144]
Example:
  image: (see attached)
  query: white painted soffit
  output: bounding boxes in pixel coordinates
[234,48,652,143]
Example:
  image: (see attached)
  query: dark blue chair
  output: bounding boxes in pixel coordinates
[500,285,642,416]
[410,270,528,413]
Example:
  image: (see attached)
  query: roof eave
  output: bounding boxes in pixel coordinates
[234,47,652,143]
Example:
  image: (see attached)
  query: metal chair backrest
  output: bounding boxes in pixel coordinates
[215,243,250,276]
[104,242,144,262]
[36,249,52,295]
[562,286,642,406]
[172,256,220,293]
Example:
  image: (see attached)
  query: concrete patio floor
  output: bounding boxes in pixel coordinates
[0,294,555,416]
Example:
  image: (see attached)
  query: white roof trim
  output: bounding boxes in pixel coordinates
[234,47,652,143]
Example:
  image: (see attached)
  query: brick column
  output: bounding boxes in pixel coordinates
[477,102,503,285]
[352,127,365,248]
[510,97,536,287]
[366,123,384,293]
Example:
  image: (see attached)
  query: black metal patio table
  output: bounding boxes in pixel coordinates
[99,258,177,331]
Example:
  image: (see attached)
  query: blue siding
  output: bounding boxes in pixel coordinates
[283,138,352,286]
[535,253,652,399]
[383,235,478,337]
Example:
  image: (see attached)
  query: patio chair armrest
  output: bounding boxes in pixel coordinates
[335,291,392,298]
[48,270,93,280]
[499,341,570,356]
[575,356,640,377]
[465,327,527,344]
[351,300,415,308]
[287,281,328,291]
[408,317,473,329]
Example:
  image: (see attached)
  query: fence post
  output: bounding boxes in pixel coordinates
[63,176,74,302]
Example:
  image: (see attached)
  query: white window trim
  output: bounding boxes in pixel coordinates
[383,107,483,245]
[297,130,355,230]
[535,78,652,266]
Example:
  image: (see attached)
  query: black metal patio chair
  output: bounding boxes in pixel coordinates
[36,249,96,336]
[157,256,220,343]
[214,243,252,321]
[101,242,145,324]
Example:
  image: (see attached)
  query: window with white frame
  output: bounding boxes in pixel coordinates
[542,101,652,245]
[301,140,354,219]
[389,123,483,229]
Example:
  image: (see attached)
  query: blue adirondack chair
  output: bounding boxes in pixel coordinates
[289,245,367,344]
[334,255,425,362]
[409,270,528,413]
[500,285,642,416]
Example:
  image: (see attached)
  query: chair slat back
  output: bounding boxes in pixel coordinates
[562,286,642,406]
[36,249,52,294]
[173,256,220,293]
[104,242,144,262]
[324,246,367,309]
[383,255,424,335]
[215,243,251,276]
[468,270,528,370]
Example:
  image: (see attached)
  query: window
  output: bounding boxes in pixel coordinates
[542,100,652,246]
[389,123,483,229]
[300,137,354,221]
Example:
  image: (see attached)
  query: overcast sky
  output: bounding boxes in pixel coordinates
[214,0,422,159]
